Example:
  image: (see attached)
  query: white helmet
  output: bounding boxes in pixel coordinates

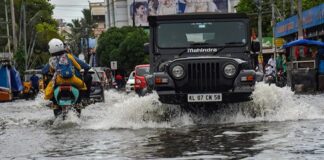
[48,38,64,55]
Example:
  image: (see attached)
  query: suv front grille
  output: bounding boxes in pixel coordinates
[186,62,220,92]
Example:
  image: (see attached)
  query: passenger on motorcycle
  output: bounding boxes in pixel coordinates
[43,38,91,100]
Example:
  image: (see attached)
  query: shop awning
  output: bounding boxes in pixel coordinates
[283,39,324,48]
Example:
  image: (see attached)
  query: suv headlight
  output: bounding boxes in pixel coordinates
[171,65,185,79]
[223,64,237,78]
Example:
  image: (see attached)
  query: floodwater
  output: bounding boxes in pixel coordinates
[1,83,324,159]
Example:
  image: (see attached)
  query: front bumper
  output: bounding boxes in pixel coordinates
[158,92,253,104]
[154,69,256,104]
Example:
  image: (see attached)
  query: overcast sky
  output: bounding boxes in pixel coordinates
[50,0,104,23]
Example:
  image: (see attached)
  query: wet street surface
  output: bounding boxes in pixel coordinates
[1,83,324,159]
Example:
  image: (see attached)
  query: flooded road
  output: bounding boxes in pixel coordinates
[1,83,324,159]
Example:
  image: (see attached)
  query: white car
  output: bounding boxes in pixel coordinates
[125,71,135,93]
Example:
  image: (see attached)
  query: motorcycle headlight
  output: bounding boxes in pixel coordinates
[171,65,185,79]
[223,64,237,78]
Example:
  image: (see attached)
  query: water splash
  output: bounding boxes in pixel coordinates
[1,83,324,129]
[81,90,193,130]
[215,82,324,124]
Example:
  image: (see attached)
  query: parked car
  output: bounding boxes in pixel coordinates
[88,68,105,103]
[93,67,109,90]
[134,64,150,96]
[126,71,135,93]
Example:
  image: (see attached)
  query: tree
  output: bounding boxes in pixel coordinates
[96,27,149,73]
[65,9,96,56]
[66,19,82,54]
[8,0,60,72]
[236,0,323,37]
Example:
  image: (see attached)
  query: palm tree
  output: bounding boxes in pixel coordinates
[65,9,96,55]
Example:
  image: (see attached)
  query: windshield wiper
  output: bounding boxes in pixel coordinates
[189,42,210,46]
[213,42,244,55]
[178,49,188,57]
[224,41,244,45]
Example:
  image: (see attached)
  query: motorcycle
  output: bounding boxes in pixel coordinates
[276,70,287,87]
[264,73,275,85]
[52,85,83,119]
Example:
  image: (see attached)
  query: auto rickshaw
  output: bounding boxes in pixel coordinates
[23,69,44,99]
[283,39,324,93]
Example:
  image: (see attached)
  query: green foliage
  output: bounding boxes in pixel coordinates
[301,0,324,10]
[65,9,96,56]
[35,22,62,52]
[10,0,59,69]
[96,27,149,73]
[14,48,25,74]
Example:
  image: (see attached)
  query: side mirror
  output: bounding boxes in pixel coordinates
[144,43,149,54]
[132,72,135,77]
[251,41,260,53]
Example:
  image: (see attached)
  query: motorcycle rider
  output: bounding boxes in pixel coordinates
[264,64,275,84]
[42,38,91,101]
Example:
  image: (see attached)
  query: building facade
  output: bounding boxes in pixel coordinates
[90,0,239,36]
[90,2,107,37]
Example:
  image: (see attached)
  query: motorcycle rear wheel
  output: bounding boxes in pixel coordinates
[53,108,81,119]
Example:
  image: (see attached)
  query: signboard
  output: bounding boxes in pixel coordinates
[275,38,284,47]
[128,0,229,27]
[275,3,324,38]
[262,37,273,48]
[111,61,118,70]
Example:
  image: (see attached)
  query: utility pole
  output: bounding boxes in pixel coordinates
[271,0,276,57]
[282,0,286,18]
[5,0,11,54]
[132,0,135,27]
[297,0,303,39]
[290,0,294,16]
[258,0,263,68]
[10,0,17,53]
[255,0,263,73]
[105,0,111,28]
[111,0,115,27]
[23,1,27,70]
[257,0,262,53]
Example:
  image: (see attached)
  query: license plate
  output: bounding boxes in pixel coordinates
[187,93,222,102]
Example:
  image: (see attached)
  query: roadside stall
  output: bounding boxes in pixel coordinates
[0,53,23,102]
[283,39,324,93]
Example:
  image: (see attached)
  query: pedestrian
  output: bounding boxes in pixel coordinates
[30,74,39,94]
[115,73,123,89]
[268,55,276,69]
[276,53,283,72]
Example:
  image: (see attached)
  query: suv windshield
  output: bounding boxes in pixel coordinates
[157,21,247,48]
[136,67,150,76]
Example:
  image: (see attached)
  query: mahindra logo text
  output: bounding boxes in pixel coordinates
[187,48,218,53]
